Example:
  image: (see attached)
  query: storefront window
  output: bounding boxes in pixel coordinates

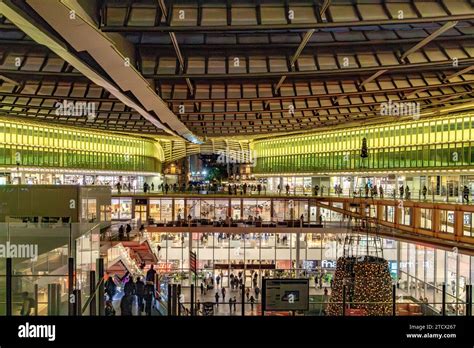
[161,199,173,222]
[201,199,214,220]
[174,199,185,220]
[187,199,200,220]
[386,206,395,223]
[273,200,285,221]
[81,198,97,223]
[231,199,241,220]
[111,198,132,220]
[401,207,411,225]
[463,212,473,237]
[420,208,432,230]
[214,199,228,220]
[440,210,455,233]
[149,199,161,222]
[243,199,257,219]
[100,204,111,221]
[257,199,271,220]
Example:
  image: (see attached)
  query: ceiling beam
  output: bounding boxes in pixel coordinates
[143,59,474,79]
[158,0,194,96]
[319,0,331,17]
[444,65,474,82]
[0,0,201,143]
[358,69,388,90]
[99,14,474,32]
[400,21,458,62]
[163,79,474,104]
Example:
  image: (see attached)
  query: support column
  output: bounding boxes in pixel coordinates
[96,258,105,316]
[6,258,12,316]
[241,284,245,316]
[466,284,472,316]
[89,270,96,316]
[68,257,74,316]
[442,284,446,316]
[295,220,301,277]
[172,284,177,315]
[433,208,441,235]
[190,284,195,316]
[454,209,464,241]
[412,205,420,229]
[167,284,172,316]
[392,284,396,316]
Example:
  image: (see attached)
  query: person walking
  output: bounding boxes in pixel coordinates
[200,282,205,295]
[146,264,157,283]
[233,296,237,311]
[126,224,132,240]
[314,185,319,196]
[250,295,255,311]
[245,287,250,301]
[144,281,155,316]
[20,292,34,316]
[120,293,133,316]
[118,225,124,241]
[221,287,226,302]
[216,274,221,287]
[228,297,233,313]
[105,275,117,301]
[254,286,260,300]
[123,275,136,297]
[422,185,427,200]
[215,292,220,306]
[135,277,145,315]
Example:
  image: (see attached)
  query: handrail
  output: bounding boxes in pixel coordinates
[81,276,105,315]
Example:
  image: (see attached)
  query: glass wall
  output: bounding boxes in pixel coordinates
[0,222,100,316]
[253,113,474,173]
[0,117,162,172]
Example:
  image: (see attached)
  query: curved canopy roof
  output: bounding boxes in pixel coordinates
[0,0,473,141]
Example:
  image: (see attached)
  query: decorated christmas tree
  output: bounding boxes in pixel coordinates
[326,218,392,316]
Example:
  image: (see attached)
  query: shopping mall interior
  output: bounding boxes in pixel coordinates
[1,0,474,320]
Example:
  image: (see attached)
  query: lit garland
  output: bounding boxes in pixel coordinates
[327,256,392,316]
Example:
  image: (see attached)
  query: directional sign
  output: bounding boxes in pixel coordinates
[263,278,309,311]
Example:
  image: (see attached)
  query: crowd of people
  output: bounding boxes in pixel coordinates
[113,178,473,205]
[196,271,261,314]
[105,265,159,316]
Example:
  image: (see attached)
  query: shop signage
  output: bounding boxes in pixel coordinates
[321,260,337,268]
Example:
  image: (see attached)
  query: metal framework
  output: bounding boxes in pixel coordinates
[0,0,473,138]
